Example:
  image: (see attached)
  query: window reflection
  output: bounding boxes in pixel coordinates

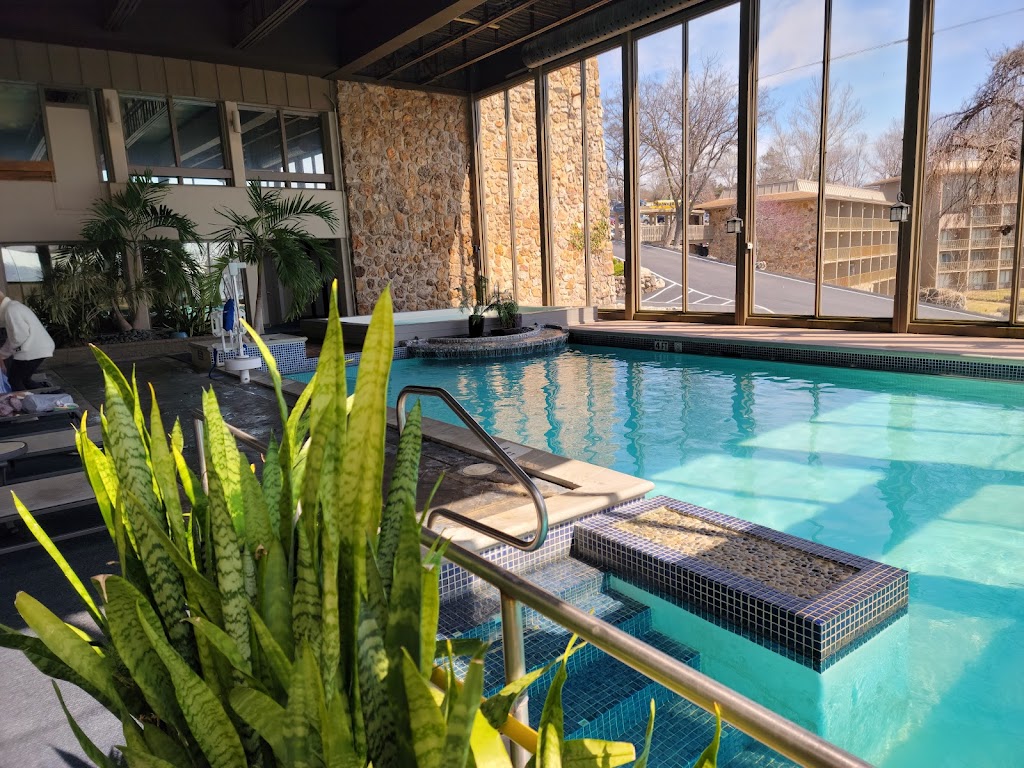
[0,83,47,162]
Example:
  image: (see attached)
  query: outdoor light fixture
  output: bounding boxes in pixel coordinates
[726,216,743,234]
[890,193,910,223]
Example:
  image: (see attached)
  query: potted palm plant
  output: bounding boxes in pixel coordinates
[488,288,520,333]
[458,274,489,337]
[212,180,339,334]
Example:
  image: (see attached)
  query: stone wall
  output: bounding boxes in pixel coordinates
[337,82,475,314]
[479,61,615,308]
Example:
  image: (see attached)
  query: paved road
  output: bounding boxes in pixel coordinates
[614,241,986,321]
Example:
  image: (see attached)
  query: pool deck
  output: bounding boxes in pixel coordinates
[570,322,1024,376]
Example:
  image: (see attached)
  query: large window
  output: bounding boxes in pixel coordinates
[239,108,331,189]
[0,83,49,176]
[591,48,622,310]
[120,95,229,184]
[1,244,51,302]
[918,2,1023,323]
[754,0,909,319]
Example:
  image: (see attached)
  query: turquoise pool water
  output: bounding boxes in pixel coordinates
[289,346,1024,766]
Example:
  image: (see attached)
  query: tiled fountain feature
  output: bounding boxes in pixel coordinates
[572,496,909,670]
[406,326,568,359]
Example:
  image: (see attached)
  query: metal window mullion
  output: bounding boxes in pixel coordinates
[813,0,833,319]
[536,70,554,306]
[278,110,289,183]
[894,0,933,332]
[735,0,758,325]
[472,98,489,282]
[166,96,185,183]
[1009,101,1024,325]
[681,21,690,313]
[581,60,592,306]
[505,91,518,303]
[623,32,639,319]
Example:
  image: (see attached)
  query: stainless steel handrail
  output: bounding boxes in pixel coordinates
[194,411,872,767]
[424,528,874,768]
[396,385,548,552]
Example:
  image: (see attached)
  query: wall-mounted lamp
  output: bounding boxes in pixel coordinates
[105,94,120,126]
[230,108,242,135]
[726,216,743,234]
[890,192,910,223]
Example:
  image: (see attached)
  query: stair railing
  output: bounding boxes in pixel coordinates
[396,384,548,552]
[193,412,873,768]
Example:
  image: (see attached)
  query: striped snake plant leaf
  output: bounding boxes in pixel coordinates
[469,709,514,768]
[75,416,116,540]
[535,660,567,768]
[141,720,194,766]
[433,637,489,660]
[377,401,422,599]
[479,650,575,732]
[240,318,290,433]
[385,487,424,673]
[229,686,289,763]
[51,681,118,768]
[102,370,193,666]
[342,286,393,540]
[184,615,252,677]
[261,437,283,538]
[364,541,389,632]
[0,625,111,708]
[136,602,247,768]
[12,494,104,630]
[98,575,186,733]
[324,688,363,768]
[240,454,274,555]
[419,553,441,678]
[285,645,326,768]
[170,417,184,455]
[257,537,294,661]
[292,518,323,658]
[692,703,722,768]
[204,434,253,672]
[202,388,245,536]
[89,344,132,405]
[559,740,634,767]
[631,700,657,768]
[248,604,294,692]
[357,602,404,768]
[117,747,178,768]
[131,505,223,626]
[401,649,446,768]
[147,390,188,554]
[441,654,486,768]
[129,369,150,451]
[14,592,123,712]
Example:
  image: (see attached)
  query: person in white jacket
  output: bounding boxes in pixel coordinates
[0,291,55,391]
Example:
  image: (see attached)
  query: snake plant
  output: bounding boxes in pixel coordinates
[0,282,695,767]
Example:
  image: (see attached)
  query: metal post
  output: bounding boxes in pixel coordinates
[622,31,639,320]
[500,592,529,768]
[193,417,209,493]
[734,0,758,325]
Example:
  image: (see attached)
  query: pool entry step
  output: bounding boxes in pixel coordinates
[572,496,909,671]
[438,554,794,767]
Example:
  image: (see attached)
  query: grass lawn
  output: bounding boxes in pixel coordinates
[965,289,1011,318]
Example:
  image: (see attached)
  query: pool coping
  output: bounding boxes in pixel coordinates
[572,496,909,671]
[569,325,1024,381]
[251,368,654,553]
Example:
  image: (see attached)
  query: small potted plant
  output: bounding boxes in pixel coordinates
[458,274,489,337]
[488,288,520,333]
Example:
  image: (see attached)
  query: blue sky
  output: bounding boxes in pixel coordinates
[594,1,1024,145]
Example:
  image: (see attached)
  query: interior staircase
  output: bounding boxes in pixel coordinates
[439,554,796,768]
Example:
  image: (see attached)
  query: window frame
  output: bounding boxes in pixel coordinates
[120,93,232,184]
[0,80,54,181]
[237,105,334,189]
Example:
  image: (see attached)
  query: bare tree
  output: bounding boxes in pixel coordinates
[928,44,1024,214]
[759,75,867,185]
[869,118,904,181]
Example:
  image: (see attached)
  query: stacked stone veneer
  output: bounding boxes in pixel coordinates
[479,62,615,307]
[337,83,475,314]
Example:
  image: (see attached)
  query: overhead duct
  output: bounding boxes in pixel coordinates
[521,0,701,69]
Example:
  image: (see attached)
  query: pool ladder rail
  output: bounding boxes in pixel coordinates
[193,395,873,768]
[396,384,549,553]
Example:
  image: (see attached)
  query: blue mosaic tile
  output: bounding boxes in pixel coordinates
[569,330,1024,382]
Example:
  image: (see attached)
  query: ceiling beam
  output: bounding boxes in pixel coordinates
[383,0,543,80]
[327,0,484,79]
[238,0,309,49]
[104,0,143,31]
[425,0,615,86]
